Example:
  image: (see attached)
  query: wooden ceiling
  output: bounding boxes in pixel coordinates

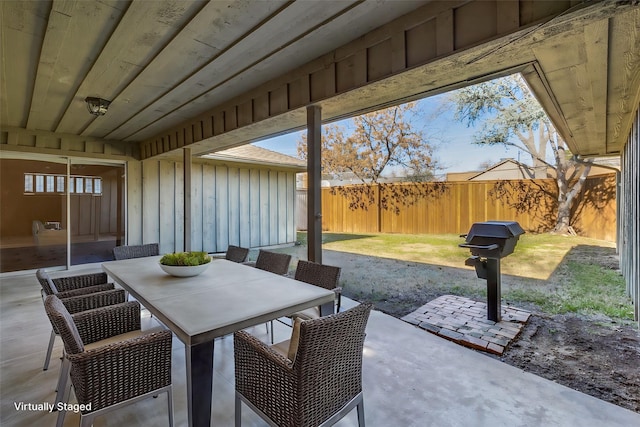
[1,1,638,160]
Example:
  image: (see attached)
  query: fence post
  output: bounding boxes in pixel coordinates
[377,184,381,232]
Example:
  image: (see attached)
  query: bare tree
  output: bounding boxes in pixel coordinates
[297,102,444,214]
[445,74,592,233]
[297,102,437,182]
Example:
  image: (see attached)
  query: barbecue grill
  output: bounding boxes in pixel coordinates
[459,221,525,322]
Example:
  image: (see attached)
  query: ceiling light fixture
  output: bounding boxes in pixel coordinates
[84,97,111,116]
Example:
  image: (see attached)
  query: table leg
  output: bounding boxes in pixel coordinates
[319,300,334,317]
[186,341,215,427]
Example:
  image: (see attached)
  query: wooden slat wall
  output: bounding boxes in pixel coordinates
[319,176,617,241]
[63,175,121,238]
[126,159,297,254]
[142,160,160,247]
[126,161,143,244]
[619,106,639,324]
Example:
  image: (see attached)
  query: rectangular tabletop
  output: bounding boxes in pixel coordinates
[102,256,336,346]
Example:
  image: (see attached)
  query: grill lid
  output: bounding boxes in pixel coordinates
[463,221,525,241]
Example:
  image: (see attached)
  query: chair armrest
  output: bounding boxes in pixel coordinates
[61,289,126,314]
[234,330,292,368]
[72,301,141,345]
[67,330,172,410]
[52,272,109,292]
[234,331,297,415]
[56,283,115,298]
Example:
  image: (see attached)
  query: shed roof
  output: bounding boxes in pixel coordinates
[201,145,305,171]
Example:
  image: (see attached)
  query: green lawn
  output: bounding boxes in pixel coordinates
[296,231,634,320]
[303,231,613,280]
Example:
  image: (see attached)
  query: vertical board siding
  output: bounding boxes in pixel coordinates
[201,164,216,253]
[127,161,142,244]
[239,169,251,248]
[191,165,203,252]
[142,160,160,244]
[215,166,229,251]
[269,171,279,245]
[174,162,185,252]
[286,173,295,242]
[228,167,240,246]
[278,172,287,243]
[128,159,297,255]
[159,161,175,254]
[249,170,261,247]
[620,106,639,324]
[260,170,270,244]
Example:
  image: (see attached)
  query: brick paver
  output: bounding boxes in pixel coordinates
[400,295,530,356]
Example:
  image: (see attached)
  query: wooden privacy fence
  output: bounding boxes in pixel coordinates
[299,174,617,241]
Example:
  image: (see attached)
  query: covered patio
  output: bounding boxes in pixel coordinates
[2,266,639,427]
[1,1,639,426]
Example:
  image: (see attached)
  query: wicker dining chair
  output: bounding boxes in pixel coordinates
[225,245,250,263]
[44,289,128,406]
[36,268,113,298]
[112,243,160,260]
[36,269,119,370]
[294,260,343,313]
[251,249,292,275]
[269,260,342,343]
[234,302,373,427]
[44,295,173,427]
[243,249,292,334]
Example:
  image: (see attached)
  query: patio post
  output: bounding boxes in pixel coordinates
[307,105,322,263]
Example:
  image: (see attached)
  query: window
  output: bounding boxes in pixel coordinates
[93,178,101,194]
[46,175,55,192]
[35,175,44,192]
[24,175,33,193]
[75,177,83,194]
[24,173,102,195]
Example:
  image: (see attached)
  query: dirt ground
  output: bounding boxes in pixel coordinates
[282,244,640,413]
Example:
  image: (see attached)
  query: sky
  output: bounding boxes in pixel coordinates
[253,92,522,177]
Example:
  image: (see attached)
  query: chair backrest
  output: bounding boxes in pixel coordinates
[225,245,249,263]
[44,295,85,354]
[294,260,341,291]
[255,250,291,275]
[113,243,159,260]
[36,269,58,295]
[294,303,373,416]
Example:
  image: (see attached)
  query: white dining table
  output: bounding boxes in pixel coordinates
[102,256,335,427]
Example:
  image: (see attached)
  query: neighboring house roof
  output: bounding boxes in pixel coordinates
[201,145,306,171]
[448,157,619,182]
[446,171,482,182]
[466,159,543,181]
[297,171,408,188]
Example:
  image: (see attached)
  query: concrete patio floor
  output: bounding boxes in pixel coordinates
[1,265,638,427]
